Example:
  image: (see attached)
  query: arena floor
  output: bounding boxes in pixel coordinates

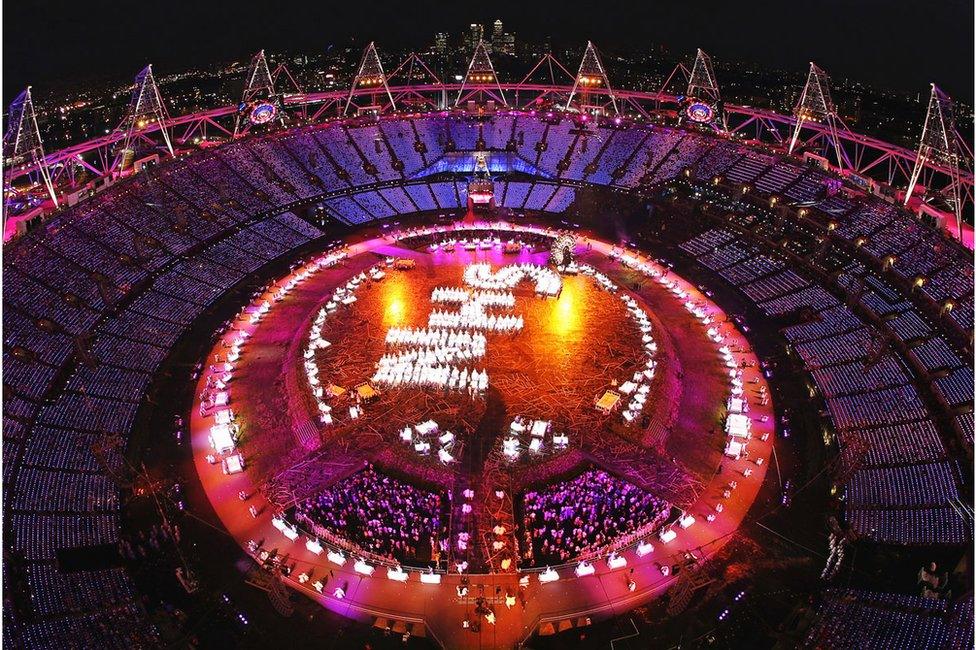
[189,222,776,648]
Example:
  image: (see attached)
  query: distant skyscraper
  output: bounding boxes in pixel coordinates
[491,19,515,55]
[497,32,516,56]
[464,23,484,51]
[434,32,449,55]
[492,20,504,43]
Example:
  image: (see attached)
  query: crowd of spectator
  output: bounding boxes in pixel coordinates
[294,466,447,564]
[520,469,670,566]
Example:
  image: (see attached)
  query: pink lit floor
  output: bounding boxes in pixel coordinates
[189,223,775,649]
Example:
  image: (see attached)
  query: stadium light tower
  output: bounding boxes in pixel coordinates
[117,65,174,170]
[3,87,58,209]
[242,50,276,104]
[565,41,618,116]
[686,49,726,131]
[788,63,845,170]
[345,42,396,116]
[905,84,969,238]
[235,50,279,136]
[455,40,507,108]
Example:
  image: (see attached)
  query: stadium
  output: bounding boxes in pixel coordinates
[2,26,974,650]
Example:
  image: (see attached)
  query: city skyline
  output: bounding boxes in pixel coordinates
[4,0,973,102]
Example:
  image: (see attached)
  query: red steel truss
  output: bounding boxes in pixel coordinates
[6,52,972,226]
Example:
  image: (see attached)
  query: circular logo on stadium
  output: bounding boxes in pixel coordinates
[249,101,278,125]
[685,101,715,124]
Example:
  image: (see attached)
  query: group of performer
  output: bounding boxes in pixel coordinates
[373,361,489,393]
[463,262,562,296]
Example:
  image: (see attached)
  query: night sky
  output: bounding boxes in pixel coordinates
[3,0,973,102]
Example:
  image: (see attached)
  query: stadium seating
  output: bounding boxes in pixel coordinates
[3,204,323,638]
[806,589,973,649]
[677,220,968,547]
[1,111,970,645]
